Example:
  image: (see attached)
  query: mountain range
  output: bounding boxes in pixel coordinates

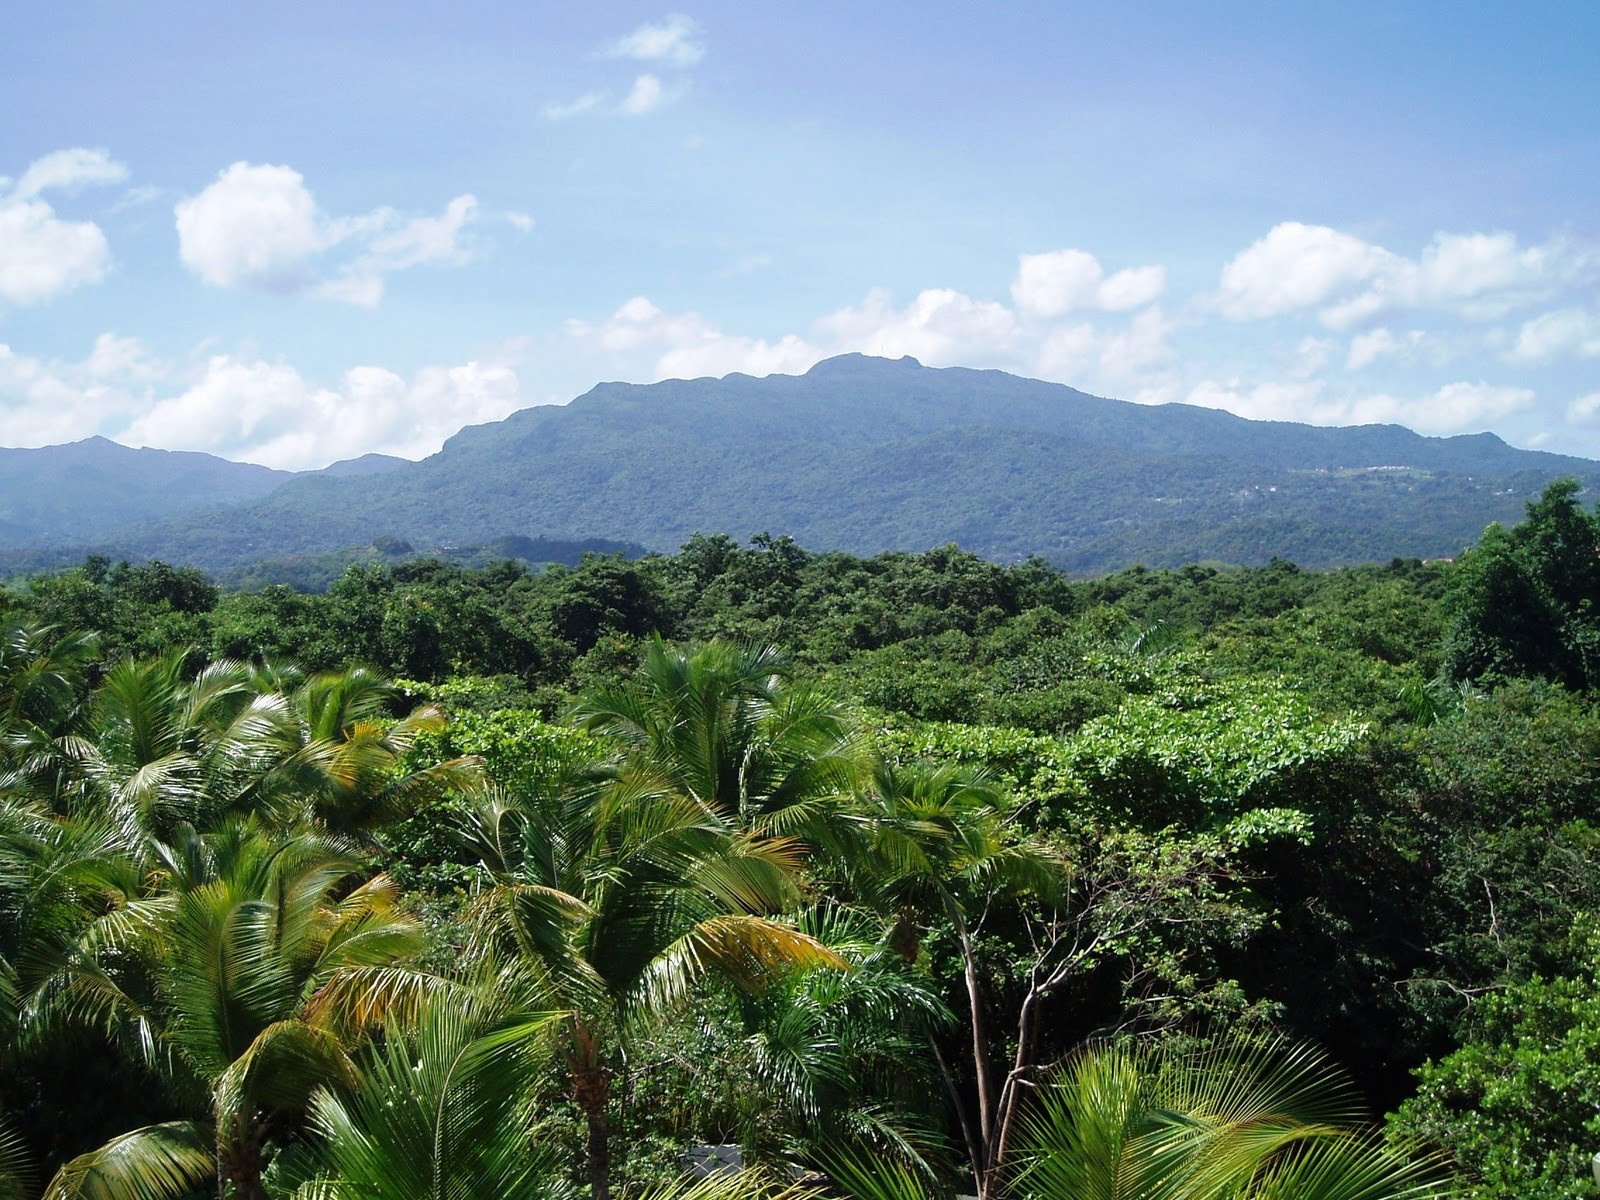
[3,354,1595,576]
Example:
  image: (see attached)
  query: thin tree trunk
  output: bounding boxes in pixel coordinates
[953,911,998,1198]
[930,1035,984,1188]
[570,1022,613,1200]
[989,983,1043,1188]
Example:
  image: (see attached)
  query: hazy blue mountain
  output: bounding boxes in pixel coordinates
[9,356,1598,574]
[314,453,410,478]
[0,437,292,550]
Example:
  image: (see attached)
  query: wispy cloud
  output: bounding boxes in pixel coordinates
[604,14,704,68]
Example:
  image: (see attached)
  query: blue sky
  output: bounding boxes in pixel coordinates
[3,1,1597,468]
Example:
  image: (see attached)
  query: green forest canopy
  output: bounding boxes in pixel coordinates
[1,480,1599,1199]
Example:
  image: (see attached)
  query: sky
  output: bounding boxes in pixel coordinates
[2,1,1598,470]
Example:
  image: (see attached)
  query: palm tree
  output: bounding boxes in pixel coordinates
[739,904,954,1177]
[45,651,283,855]
[251,666,483,836]
[572,636,863,846]
[459,763,843,1200]
[846,760,1062,1193]
[32,820,433,1200]
[289,971,562,1199]
[0,623,95,771]
[1015,1036,1456,1200]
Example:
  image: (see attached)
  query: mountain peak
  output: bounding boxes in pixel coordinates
[803,352,924,376]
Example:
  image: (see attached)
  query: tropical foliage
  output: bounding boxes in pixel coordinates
[4,481,1600,1197]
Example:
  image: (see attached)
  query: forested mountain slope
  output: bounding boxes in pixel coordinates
[0,437,292,548]
[13,355,1598,572]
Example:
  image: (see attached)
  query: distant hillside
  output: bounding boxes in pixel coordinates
[9,356,1598,574]
[213,534,648,592]
[0,437,292,549]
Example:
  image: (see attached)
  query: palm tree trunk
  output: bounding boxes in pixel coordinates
[569,1022,613,1200]
[218,1117,268,1200]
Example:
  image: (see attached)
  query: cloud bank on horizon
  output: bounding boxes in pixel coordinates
[2,3,1597,470]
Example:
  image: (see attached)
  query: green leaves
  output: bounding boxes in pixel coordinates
[298,991,563,1200]
[1017,1037,1454,1200]
[42,1122,214,1200]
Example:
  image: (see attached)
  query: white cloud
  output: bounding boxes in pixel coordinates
[816,287,1020,364]
[1185,379,1329,425]
[0,199,113,305]
[174,163,480,303]
[1097,264,1167,312]
[1567,393,1600,424]
[605,14,704,68]
[0,333,525,469]
[621,74,666,116]
[1341,382,1535,434]
[1216,222,1397,321]
[175,163,328,290]
[506,211,535,233]
[118,350,524,469]
[0,334,163,445]
[1186,375,1534,435]
[1217,222,1577,329]
[367,194,478,269]
[566,296,821,379]
[1012,249,1165,318]
[1347,328,1427,369]
[14,147,128,199]
[1509,308,1600,363]
[1036,307,1174,386]
[543,91,608,121]
[0,148,127,305]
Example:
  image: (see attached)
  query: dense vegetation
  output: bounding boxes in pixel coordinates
[2,480,1599,1198]
[6,356,1595,575]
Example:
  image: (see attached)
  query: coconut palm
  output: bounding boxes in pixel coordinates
[1014,1036,1457,1200]
[251,666,483,836]
[287,971,562,1199]
[572,636,863,846]
[0,623,95,770]
[739,904,954,1177]
[45,651,284,856]
[0,1115,33,1200]
[32,820,433,1200]
[460,758,843,1200]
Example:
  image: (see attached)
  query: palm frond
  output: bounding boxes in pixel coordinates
[41,1121,214,1200]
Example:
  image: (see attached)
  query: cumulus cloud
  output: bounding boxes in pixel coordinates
[174,162,480,303]
[1508,308,1600,363]
[605,14,704,67]
[565,280,1180,405]
[566,296,821,379]
[1036,307,1175,385]
[0,334,164,446]
[1186,375,1534,435]
[13,147,128,199]
[816,287,1020,364]
[1568,393,1600,424]
[1012,249,1166,318]
[1216,222,1574,329]
[175,163,329,290]
[0,148,127,305]
[120,351,522,468]
[1342,382,1536,433]
[1215,223,1397,321]
[1347,328,1427,370]
[0,332,525,469]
